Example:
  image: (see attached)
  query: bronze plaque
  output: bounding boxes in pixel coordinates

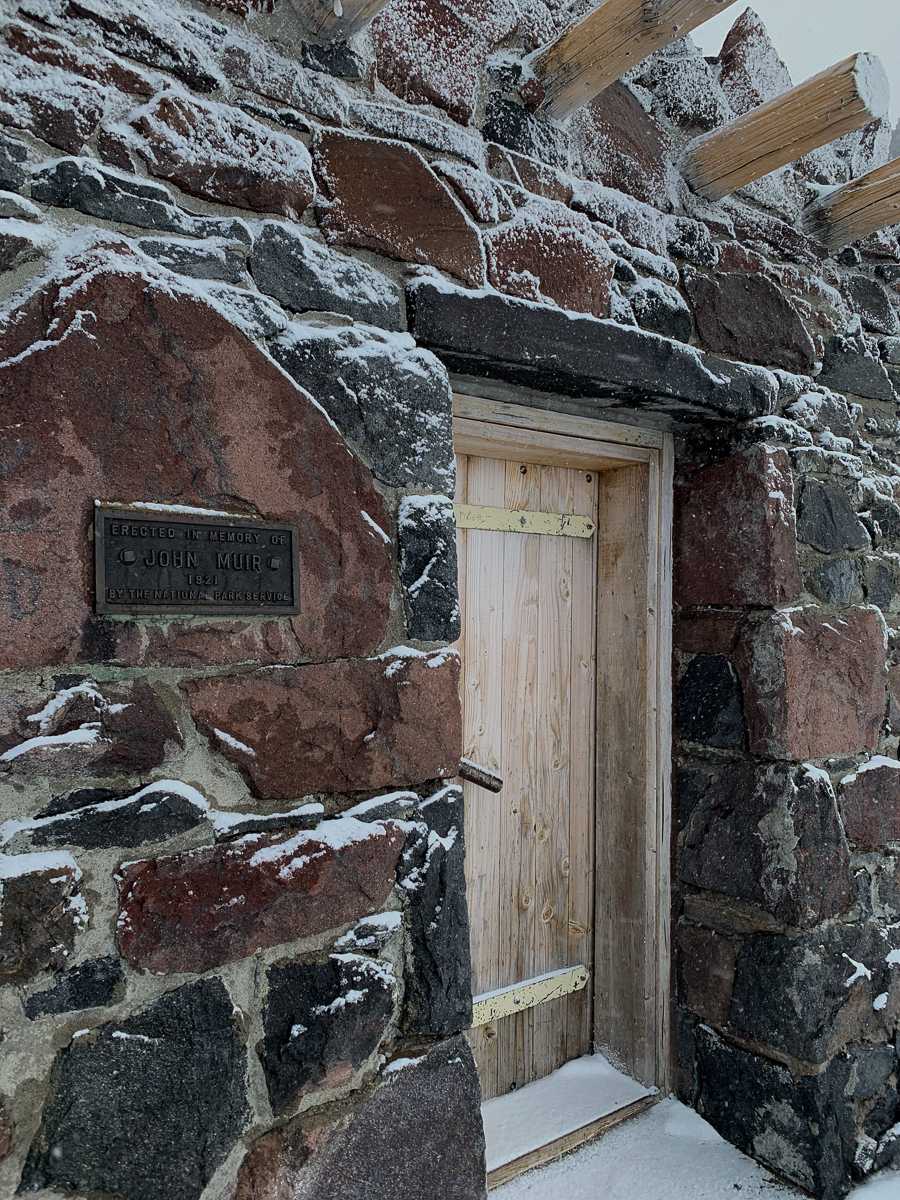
[94,504,299,616]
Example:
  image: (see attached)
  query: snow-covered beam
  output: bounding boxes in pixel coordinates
[803,157,900,252]
[682,53,890,202]
[526,0,741,121]
[285,0,390,42]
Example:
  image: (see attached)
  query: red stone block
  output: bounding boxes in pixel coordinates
[0,47,107,154]
[183,649,462,800]
[574,82,671,207]
[4,20,154,97]
[737,608,887,761]
[314,130,485,286]
[485,201,614,318]
[0,249,393,668]
[117,817,406,973]
[839,759,900,849]
[126,92,316,216]
[372,0,517,125]
[676,446,802,608]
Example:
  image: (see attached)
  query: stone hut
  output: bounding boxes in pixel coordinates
[1,3,900,1199]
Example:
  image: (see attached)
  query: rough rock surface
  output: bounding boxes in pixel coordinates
[116,818,406,973]
[678,759,852,927]
[684,270,816,373]
[183,651,461,799]
[0,252,393,668]
[234,1037,487,1200]
[398,497,460,642]
[314,130,485,285]
[676,447,801,607]
[250,221,403,329]
[20,979,248,1200]
[271,322,454,493]
[259,953,394,1113]
[401,787,472,1035]
[24,956,124,1019]
[123,91,316,215]
[0,856,85,984]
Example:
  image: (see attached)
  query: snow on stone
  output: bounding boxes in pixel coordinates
[383,1055,424,1075]
[244,815,392,878]
[344,792,418,819]
[873,992,889,1012]
[841,756,900,787]
[843,954,873,988]
[378,645,459,677]
[111,1031,159,1044]
[213,728,256,757]
[0,849,80,880]
[360,510,391,544]
[0,779,210,846]
[0,726,103,763]
[127,500,234,517]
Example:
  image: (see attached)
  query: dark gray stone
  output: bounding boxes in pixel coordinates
[31,158,251,244]
[402,786,472,1036]
[483,95,568,170]
[691,1024,854,1199]
[250,222,402,330]
[0,224,51,274]
[27,783,207,850]
[666,216,719,268]
[845,275,899,337]
[868,495,900,548]
[19,978,248,1200]
[407,280,778,423]
[675,655,745,749]
[865,556,900,610]
[0,131,29,192]
[819,335,895,401]
[299,40,367,80]
[398,495,460,642]
[628,278,693,342]
[24,957,123,1020]
[797,478,870,552]
[138,237,247,284]
[236,1036,486,1200]
[678,760,852,928]
[729,922,896,1062]
[260,954,394,1114]
[271,321,454,493]
[808,557,864,606]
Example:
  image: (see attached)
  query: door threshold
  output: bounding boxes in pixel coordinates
[482,1052,656,1190]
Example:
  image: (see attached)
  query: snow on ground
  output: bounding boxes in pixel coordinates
[493,1097,900,1200]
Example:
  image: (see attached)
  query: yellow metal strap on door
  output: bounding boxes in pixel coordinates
[454,504,595,539]
[471,964,590,1028]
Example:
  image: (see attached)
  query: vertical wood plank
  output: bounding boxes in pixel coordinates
[531,465,575,1082]
[594,465,652,1085]
[462,455,507,1097]
[565,467,599,1063]
[655,438,675,1092]
[496,460,542,1096]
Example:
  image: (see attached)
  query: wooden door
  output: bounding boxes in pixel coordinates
[456,452,599,1101]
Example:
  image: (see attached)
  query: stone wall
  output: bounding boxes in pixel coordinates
[1,2,899,1199]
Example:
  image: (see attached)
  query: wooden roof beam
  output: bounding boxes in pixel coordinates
[682,53,890,202]
[803,157,900,252]
[526,0,741,121]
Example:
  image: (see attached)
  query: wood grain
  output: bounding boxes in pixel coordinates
[529,0,741,119]
[683,53,889,201]
[803,155,900,252]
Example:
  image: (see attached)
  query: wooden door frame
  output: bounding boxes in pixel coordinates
[453,394,674,1092]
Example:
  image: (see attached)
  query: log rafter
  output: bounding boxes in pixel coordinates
[803,157,900,252]
[526,0,741,121]
[681,53,890,202]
